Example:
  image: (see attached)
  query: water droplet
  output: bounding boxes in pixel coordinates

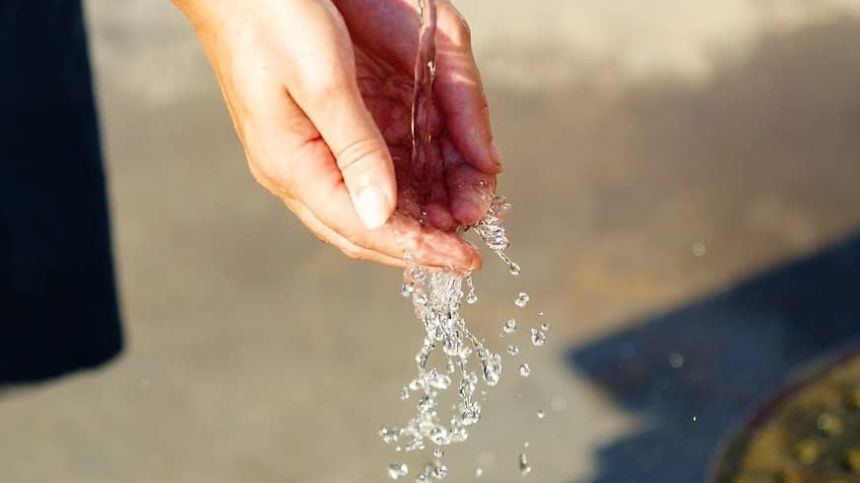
[519,363,531,377]
[429,426,449,445]
[431,464,448,479]
[669,353,685,369]
[465,275,478,304]
[507,344,519,356]
[509,261,521,276]
[503,319,518,334]
[418,395,436,412]
[433,447,444,459]
[400,387,410,400]
[409,267,427,282]
[380,427,400,445]
[530,328,546,347]
[408,378,425,391]
[514,292,530,308]
[402,284,415,298]
[536,409,545,419]
[540,322,550,331]
[518,453,532,476]
[427,369,451,389]
[481,353,503,386]
[388,463,408,480]
[449,427,468,443]
[443,336,462,357]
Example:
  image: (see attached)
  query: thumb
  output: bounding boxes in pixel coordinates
[297,82,396,229]
[286,55,396,229]
[330,109,397,230]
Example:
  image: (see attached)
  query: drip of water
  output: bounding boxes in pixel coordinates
[464,276,478,304]
[381,0,540,479]
[518,453,532,476]
[385,205,524,480]
[519,363,531,378]
[410,0,437,183]
[389,463,409,480]
[530,328,546,347]
[514,292,530,308]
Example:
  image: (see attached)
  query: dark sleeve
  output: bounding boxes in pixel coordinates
[0,0,124,383]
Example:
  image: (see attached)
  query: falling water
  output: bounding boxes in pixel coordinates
[380,0,548,479]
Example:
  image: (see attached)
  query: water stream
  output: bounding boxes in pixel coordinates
[379,0,544,480]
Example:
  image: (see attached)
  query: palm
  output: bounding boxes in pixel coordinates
[182,0,499,269]
[338,0,497,230]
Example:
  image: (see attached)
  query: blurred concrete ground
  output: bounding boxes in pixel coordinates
[3,1,860,482]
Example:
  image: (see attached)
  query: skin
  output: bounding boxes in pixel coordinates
[172,0,502,271]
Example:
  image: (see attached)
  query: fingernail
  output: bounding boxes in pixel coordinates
[352,186,391,229]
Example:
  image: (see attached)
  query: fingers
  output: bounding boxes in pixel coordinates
[443,138,496,225]
[279,139,481,270]
[240,80,481,270]
[302,87,396,230]
[282,1,396,230]
[434,0,503,176]
[331,0,502,176]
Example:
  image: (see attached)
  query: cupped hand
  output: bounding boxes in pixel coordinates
[173,0,502,271]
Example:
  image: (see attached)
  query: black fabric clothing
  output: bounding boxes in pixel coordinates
[0,0,123,382]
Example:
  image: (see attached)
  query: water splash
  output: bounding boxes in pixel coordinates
[383,197,519,479]
[519,363,531,378]
[380,0,542,479]
[530,328,546,347]
[514,292,530,308]
[518,452,532,476]
[388,463,409,480]
[410,0,438,181]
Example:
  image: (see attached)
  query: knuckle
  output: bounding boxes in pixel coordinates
[337,242,366,261]
[250,151,296,198]
[452,18,472,46]
[335,137,386,173]
[341,227,365,247]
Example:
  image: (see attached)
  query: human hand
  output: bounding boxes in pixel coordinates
[173,0,502,271]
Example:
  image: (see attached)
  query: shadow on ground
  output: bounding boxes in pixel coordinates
[568,232,860,483]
